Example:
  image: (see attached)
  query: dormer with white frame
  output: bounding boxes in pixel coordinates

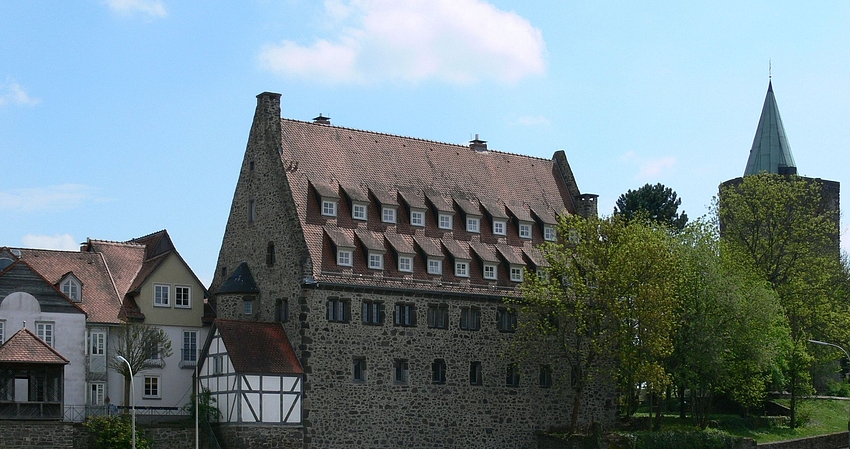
[425,190,455,231]
[507,203,534,240]
[311,179,341,218]
[342,184,370,222]
[369,186,399,225]
[59,272,83,302]
[454,196,482,234]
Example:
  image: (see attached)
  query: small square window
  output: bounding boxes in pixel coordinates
[466,217,480,233]
[353,358,367,382]
[352,203,367,220]
[439,214,453,230]
[382,207,397,223]
[519,223,532,239]
[337,249,353,267]
[510,266,524,282]
[483,264,497,280]
[398,255,413,272]
[322,199,337,217]
[144,376,161,398]
[428,259,442,275]
[369,252,384,269]
[175,286,191,308]
[411,210,425,227]
[544,226,556,241]
[455,261,469,277]
[493,220,506,235]
[394,359,409,384]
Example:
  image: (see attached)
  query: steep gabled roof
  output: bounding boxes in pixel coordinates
[0,328,70,364]
[213,319,303,375]
[0,259,87,315]
[744,81,797,176]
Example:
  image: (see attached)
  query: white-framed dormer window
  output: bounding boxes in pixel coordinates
[368,252,384,270]
[61,276,81,302]
[483,263,497,280]
[322,198,338,217]
[154,284,170,307]
[493,220,506,236]
[466,217,480,233]
[455,260,470,277]
[544,225,556,241]
[382,207,397,223]
[337,249,353,267]
[438,213,453,230]
[175,286,191,308]
[427,258,443,275]
[518,222,532,239]
[510,265,524,282]
[410,209,425,227]
[352,203,367,221]
[398,255,413,272]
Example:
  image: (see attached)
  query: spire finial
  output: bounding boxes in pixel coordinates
[769,59,772,80]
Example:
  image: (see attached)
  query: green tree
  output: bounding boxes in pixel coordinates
[85,415,151,449]
[614,183,689,230]
[717,173,847,428]
[109,323,173,412]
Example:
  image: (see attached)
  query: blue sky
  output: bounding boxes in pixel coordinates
[2,1,849,286]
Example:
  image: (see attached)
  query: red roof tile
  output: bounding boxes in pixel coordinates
[0,328,69,364]
[213,319,303,375]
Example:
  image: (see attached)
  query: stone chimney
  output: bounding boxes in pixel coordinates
[469,134,487,152]
[313,113,331,125]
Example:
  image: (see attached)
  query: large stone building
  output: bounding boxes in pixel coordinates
[204,92,613,448]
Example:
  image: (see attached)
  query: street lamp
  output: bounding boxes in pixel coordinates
[116,355,136,449]
[807,339,850,445]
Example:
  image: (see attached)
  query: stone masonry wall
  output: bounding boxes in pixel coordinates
[0,421,77,448]
[214,425,304,449]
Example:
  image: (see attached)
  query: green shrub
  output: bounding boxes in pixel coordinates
[627,429,741,449]
[824,379,850,397]
[85,415,151,449]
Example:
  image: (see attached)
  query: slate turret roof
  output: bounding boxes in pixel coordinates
[744,81,797,176]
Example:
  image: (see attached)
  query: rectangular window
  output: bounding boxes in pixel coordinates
[460,307,480,331]
[394,359,409,384]
[432,359,447,384]
[322,199,337,217]
[353,358,367,382]
[470,361,483,386]
[427,258,442,275]
[544,226,556,241]
[394,303,416,327]
[398,255,413,272]
[438,213,453,230]
[510,266,524,282]
[466,217,480,233]
[90,331,105,356]
[382,207,397,223]
[337,249,353,267]
[143,376,161,398]
[89,383,105,406]
[276,298,289,322]
[62,279,80,301]
[368,252,384,270]
[175,286,191,308]
[352,203,367,220]
[0,321,4,344]
[154,284,170,307]
[410,210,425,226]
[493,220,506,235]
[244,300,253,315]
[36,322,54,347]
[362,301,384,325]
[182,331,198,365]
[455,261,469,277]
[427,304,449,329]
[213,355,224,375]
[519,223,532,239]
[248,200,256,223]
[506,363,520,386]
[497,308,517,333]
[483,264,497,280]
[327,298,350,322]
[540,365,553,388]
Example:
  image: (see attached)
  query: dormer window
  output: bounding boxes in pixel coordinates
[398,255,413,272]
[518,222,532,239]
[382,207,397,223]
[368,251,384,270]
[455,260,470,277]
[544,225,556,241]
[483,263,497,280]
[322,198,338,217]
[427,258,443,275]
[352,203,367,220]
[438,213,453,230]
[410,209,425,227]
[493,220,507,236]
[510,265,524,282]
[337,248,353,267]
[61,276,81,302]
[466,217,481,233]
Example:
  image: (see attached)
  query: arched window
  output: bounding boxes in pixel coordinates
[61,276,82,302]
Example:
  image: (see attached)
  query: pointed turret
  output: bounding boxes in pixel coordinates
[744,81,797,176]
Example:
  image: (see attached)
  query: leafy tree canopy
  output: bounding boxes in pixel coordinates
[614,183,688,230]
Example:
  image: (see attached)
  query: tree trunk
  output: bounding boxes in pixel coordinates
[123,372,131,415]
[570,389,582,433]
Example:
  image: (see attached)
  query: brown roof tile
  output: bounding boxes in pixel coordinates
[310,178,339,199]
[424,190,454,213]
[453,196,480,216]
[368,185,398,206]
[441,238,469,260]
[385,232,414,255]
[481,199,509,219]
[496,244,525,266]
[355,229,386,252]
[341,183,369,202]
[522,246,549,268]
[398,187,426,210]
[506,203,533,222]
[413,235,444,258]
[0,328,69,364]
[530,205,558,225]
[214,319,303,375]
[324,226,354,248]
[469,241,500,263]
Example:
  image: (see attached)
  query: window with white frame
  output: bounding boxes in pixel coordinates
[90,331,105,356]
[175,286,191,308]
[368,252,384,270]
[483,263,497,280]
[493,220,506,236]
[537,269,549,280]
[182,330,198,367]
[89,383,105,406]
[382,207,397,223]
[352,203,367,220]
[154,284,170,307]
[466,217,480,233]
[0,321,4,344]
[510,265,524,282]
[438,213,453,230]
[455,260,470,277]
[544,225,556,241]
[143,376,161,398]
[321,199,338,217]
[398,255,413,272]
[427,258,442,275]
[61,277,81,302]
[36,322,54,347]
[410,209,425,227]
[519,222,532,239]
[337,249,353,267]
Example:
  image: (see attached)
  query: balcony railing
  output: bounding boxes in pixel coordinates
[0,401,63,420]
[63,404,190,423]
[179,349,197,369]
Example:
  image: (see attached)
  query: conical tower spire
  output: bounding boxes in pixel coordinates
[744,81,796,176]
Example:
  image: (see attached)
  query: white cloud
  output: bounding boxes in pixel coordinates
[260,0,546,85]
[0,184,100,213]
[512,115,550,126]
[22,234,79,251]
[105,0,167,18]
[0,81,40,107]
[620,152,677,178]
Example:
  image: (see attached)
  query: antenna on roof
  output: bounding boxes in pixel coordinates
[769,59,772,80]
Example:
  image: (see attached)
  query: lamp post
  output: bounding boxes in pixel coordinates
[116,355,136,449]
[807,339,850,445]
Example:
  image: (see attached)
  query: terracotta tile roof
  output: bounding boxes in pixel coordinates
[341,183,369,202]
[385,232,414,255]
[506,203,533,222]
[424,190,454,213]
[413,235,444,258]
[324,226,354,248]
[0,328,69,364]
[523,246,549,268]
[85,240,145,299]
[496,244,525,266]
[398,187,427,210]
[355,229,385,252]
[441,238,469,260]
[369,186,398,206]
[469,241,499,263]
[530,205,558,225]
[310,179,339,199]
[481,200,509,220]
[454,196,480,216]
[214,319,303,375]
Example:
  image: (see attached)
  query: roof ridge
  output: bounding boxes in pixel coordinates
[128,229,168,243]
[281,117,553,163]
[88,239,145,248]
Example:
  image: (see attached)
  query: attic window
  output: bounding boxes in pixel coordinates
[483,263,497,280]
[61,277,81,302]
[544,226,556,241]
[438,213,453,230]
[510,265,524,282]
[382,207,397,224]
[368,251,384,270]
[466,217,480,233]
[518,222,532,239]
[337,249,353,267]
[410,209,425,227]
[493,219,507,236]
[352,203,368,221]
[322,198,338,217]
